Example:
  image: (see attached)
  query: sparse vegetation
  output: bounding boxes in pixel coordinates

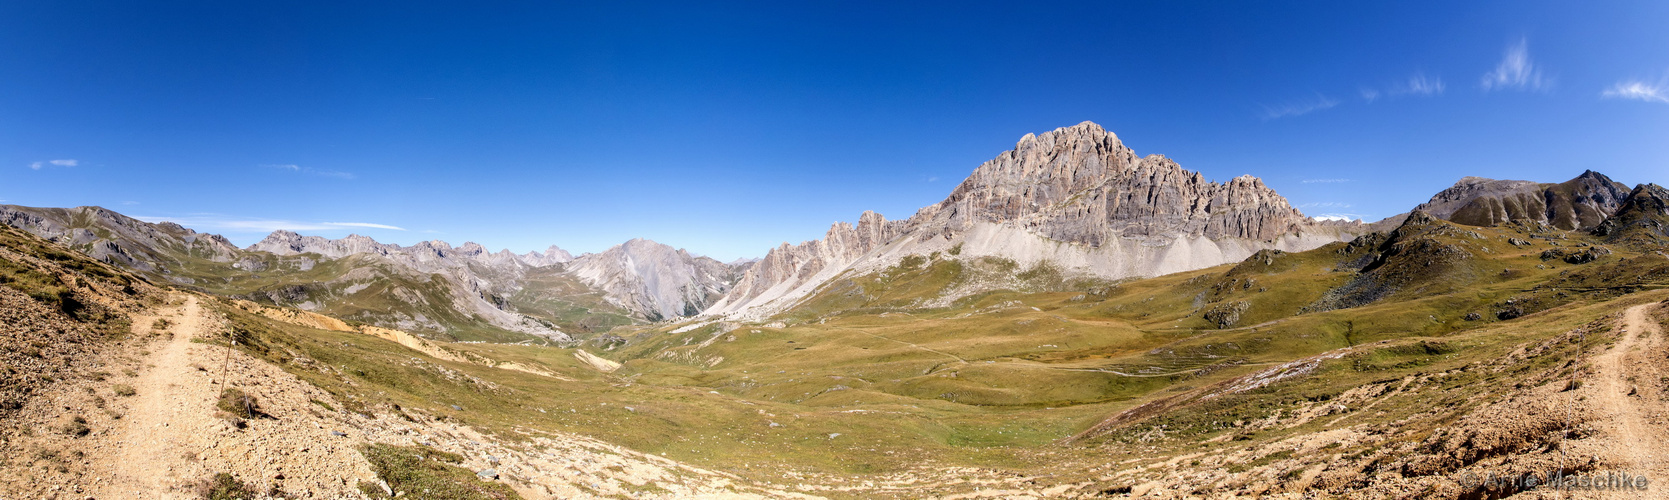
[197,472,258,500]
[113,384,137,397]
[61,415,89,437]
[358,443,521,500]
[216,388,260,419]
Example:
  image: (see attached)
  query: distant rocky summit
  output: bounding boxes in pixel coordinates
[565,238,741,322]
[707,121,1362,319]
[1410,170,1631,230]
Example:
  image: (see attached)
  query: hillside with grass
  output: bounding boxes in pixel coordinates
[0,204,643,343]
[3,166,1669,498]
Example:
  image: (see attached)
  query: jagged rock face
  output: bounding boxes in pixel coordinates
[923,122,1312,245]
[521,246,575,267]
[707,122,1358,319]
[250,231,571,271]
[716,211,904,314]
[566,239,739,321]
[1413,170,1630,230]
[0,205,241,271]
[1593,183,1669,246]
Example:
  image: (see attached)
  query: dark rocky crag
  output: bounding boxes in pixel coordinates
[1411,170,1631,230]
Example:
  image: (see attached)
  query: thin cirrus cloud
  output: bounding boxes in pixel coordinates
[1299,202,1352,209]
[1260,93,1340,120]
[131,215,405,234]
[265,164,355,180]
[1361,73,1445,102]
[28,159,78,170]
[1397,73,1445,96]
[1480,39,1550,92]
[1301,178,1351,184]
[1601,78,1669,104]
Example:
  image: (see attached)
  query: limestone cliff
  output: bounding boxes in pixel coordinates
[705,121,1360,319]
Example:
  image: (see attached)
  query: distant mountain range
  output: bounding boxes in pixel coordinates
[4,121,1663,342]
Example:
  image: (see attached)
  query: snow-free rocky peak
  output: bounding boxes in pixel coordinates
[566,238,740,322]
[706,121,1361,318]
[1411,170,1631,230]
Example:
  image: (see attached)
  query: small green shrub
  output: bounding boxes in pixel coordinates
[197,472,257,500]
[112,384,137,397]
[217,388,260,419]
[62,415,89,437]
[359,443,520,500]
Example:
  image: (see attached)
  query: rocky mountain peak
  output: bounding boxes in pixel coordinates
[2,204,243,271]
[917,121,1313,247]
[1413,171,1630,230]
[706,122,1354,319]
[567,238,739,321]
[1593,183,1669,246]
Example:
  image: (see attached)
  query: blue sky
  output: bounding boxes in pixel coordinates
[3,1,1667,260]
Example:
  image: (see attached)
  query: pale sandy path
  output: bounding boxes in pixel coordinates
[1588,304,1669,499]
[91,294,205,498]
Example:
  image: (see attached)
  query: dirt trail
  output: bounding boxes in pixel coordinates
[1586,303,1669,498]
[63,294,806,499]
[92,295,206,496]
[83,294,380,498]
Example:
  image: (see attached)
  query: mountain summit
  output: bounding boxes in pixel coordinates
[708,121,1359,318]
[1411,170,1631,230]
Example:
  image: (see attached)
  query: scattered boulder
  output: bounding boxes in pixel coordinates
[1203,301,1251,329]
[1540,246,1612,264]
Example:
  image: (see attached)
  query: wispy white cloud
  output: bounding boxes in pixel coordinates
[1481,39,1550,92]
[1602,78,1669,104]
[324,222,406,230]
[1261,93,1340,120]
[1301,178,1351,184]
[1298,202,1353,209]
[29,159,78,170]
[264,164,355,180]
[1360,73,1445,103]
[1396,73,1445,96]
[132,215,404,233]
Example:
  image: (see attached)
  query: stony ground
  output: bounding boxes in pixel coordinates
[1,292,813,499]
[6,290,1667,499]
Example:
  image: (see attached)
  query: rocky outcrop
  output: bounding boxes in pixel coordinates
[705,122,1362,319]
[565,239,740,321]
[249,231,572,271]
[1592,183,1669,247]
[0,205,242,271]
[1412,170,1630,230]
[709,211,904,315]
[521,245,575,266]
[917,123,1316,245]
